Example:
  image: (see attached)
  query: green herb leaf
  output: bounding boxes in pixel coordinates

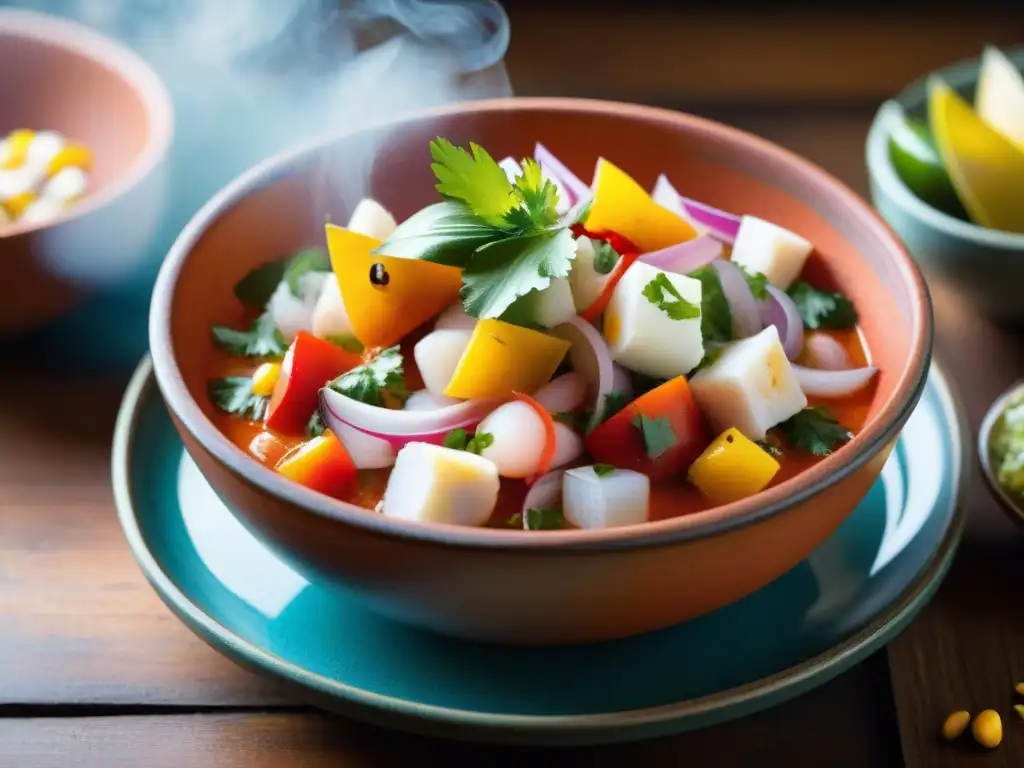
[506,512,523,528]
[688,265,732,343]
[592,238,620,275]
[737,265,769,300]
[209,377,269,422]
[632,413,678,459]
[602,391,629,422]
[374,201,507,267]
[593,463,615,477]
[642,272,701,321]
[574,199,593,225]
[234,261,287,307]
[460,228,576,320]
[467,432,494,455]
[430,138,516,228]
[211,313,288,358]
[524,507,566,530]
[777,407,853,457]
[326,333,365,354]
[502,158,561,232]
[306,409,326,438]
[629,373,666,398]
[284,248,330,296]
[443,428,469,451]
[329,346,409,407]
[756,439,783,458]
[553,411,589,431]
[787,281,858,330]
[443,428,493,455]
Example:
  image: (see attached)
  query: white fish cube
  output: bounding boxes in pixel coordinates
[381,443,499,526]
[603,261,704,379]
[730,216,813,290]
[569,236,611,312]
[689,325,808,441]
[563,466,650,529]
[267,271,329,342]
[347,198,397,241]
[413,329,472,397]
[531,277,577,328]
[311,277,355,342]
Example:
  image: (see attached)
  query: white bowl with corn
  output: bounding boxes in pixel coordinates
[0,129,92,229]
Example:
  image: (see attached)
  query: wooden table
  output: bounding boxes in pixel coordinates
[1,107,1022,767]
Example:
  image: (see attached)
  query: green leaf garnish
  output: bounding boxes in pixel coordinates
[460,228,576,320]
[503,158,561,232]
[756,439,783,458]
[737,265,769,300]
[632,413,678,459]
[306,409,326,438]
[553,411,589,431]
[574,199,593,226]
[524,507,566,530]
[375,201,506,266]
[641,272,701,321]
[326,333,364,354]
[443,428,470,451]
[328,346,409,407]
[777,407,853,457]
[688,266,732,343]
[209,377,269,422]
[284,248,330,296]
[211,313,288,358]
[602,390,630,422]
[430,138,517,228]
[234,261,286,307]
[443,428,494,455]
[787,281,858,330]
[593,463,615,477]
[592,238,620,275]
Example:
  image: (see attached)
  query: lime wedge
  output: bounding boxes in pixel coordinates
[975,46,1024,150]
[887,103,968,219]
[929,77,1024,233]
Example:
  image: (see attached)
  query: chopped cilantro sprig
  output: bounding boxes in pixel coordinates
[328,346,409,407]
[777,407,853,457]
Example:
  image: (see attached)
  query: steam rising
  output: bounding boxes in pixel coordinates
[8,0,512,275]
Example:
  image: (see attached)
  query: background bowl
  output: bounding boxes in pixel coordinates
[0,9,173,335]
[866,46,1024,327]
[150,98,931,645]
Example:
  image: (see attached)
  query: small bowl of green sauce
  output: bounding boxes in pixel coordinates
[979,382,1024,528]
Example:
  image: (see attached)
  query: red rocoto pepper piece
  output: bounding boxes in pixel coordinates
[275,430,358,500]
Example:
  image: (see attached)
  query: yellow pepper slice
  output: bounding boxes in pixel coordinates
[326,224,462,349]
[0,130,34,170]
[687,427,780,505]
[585,158,696,252]
[47,144,93,177]
[444,318,571,399]
[250,362,282,397]
[2,192,35,218]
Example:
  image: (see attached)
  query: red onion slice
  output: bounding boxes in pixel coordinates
[320,388,496,452]
[793,364,878,398]
[712,259,762,339]
[759,285,805,360]
[551,316,615,434]
[640,235,722,274]
[520,470,565,526]
[803,332,851,370]
[534,142,593,206]
[652,174,742,243]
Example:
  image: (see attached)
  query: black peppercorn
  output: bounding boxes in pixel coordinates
[369,263,389,286]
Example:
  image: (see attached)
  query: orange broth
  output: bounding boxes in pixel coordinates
[208,319,874,528]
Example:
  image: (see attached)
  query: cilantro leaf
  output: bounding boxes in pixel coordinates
[209,377,269,422]
[502,158,561,232]
[602,391,629,422]
[375,201,506,267]
[211,313,288,358]
[306,409,326,438]
[632,413,678,459]
[737,265,769,300]
[234,261,286,307]
[787,281,858,330]
[629,373,665,398]
[443,428,493,454]
[443,428,469,451]
[553,411,589,431]
[641,272,701,321]
[592,238,620,275]
[284,248,330,296]
[326,333,364,354]
[430,138,516,228]
[524,507,566,530]
[756,439,783,458]
[328,346,409,407]
[593,463,615,477]
[688,266,732,343]
[574,199,593,226]
[460,228,576,320]
[777,407,853,457]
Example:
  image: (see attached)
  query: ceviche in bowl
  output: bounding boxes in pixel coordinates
[150,99,930,644]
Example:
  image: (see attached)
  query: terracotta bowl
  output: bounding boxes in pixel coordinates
[0,9,173,334]
[150,98,932,645]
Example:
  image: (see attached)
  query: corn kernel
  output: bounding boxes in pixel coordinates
[1015,681,1024,697]
[251,362,282,397]
[0,129,34,170]
[941,710,970,740]
[1014,704,1024,721]
[687,427,781,505]
[2,191,36,218]
[47,144,93,176]
[971,710,1002,749]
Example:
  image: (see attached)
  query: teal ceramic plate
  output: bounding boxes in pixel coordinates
[113,358,967,746]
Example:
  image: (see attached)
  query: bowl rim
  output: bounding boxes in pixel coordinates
[865,44,1024,249]
[150,96,933,552]
[0,8,174,239]
[976,379,1024,529]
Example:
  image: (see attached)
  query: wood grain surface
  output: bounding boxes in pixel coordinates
[2,49,1024,768]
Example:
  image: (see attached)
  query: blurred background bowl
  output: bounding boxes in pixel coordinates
[0,8,172,335]
[865,46,1024,327]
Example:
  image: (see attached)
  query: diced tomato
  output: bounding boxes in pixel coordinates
[585,376,709,480]
[275,430,358,500]
[265,332,362,435]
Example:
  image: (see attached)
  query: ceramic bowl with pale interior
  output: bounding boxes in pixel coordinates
[150,98,931,646]
[0,9,173,334]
